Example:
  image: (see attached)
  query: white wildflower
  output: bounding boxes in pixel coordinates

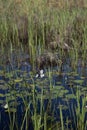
[40,70,44,78]
[40,74,45,78]
[35,74,39,78]
[40,70,44,75]
[3,103,8,109]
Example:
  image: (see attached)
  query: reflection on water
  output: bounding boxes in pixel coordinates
[0,51,87,130]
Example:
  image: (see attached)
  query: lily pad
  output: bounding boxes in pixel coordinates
[14,78,22,83]
[74,79,84,84]
[65,94,76,99]
[0,93,5,98]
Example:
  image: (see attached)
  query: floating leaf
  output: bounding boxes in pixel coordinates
[0,93,5,97]
[14,78,22,83]
[81,77,85,80]
[0,80,5,84]
[0,85,8,90]
[56,82,62,85]
[71,72,79,76]
[81,87,87,91]
[55,85,64,90]
[65,94,76,99]
[74,79,84,84]
[0,70,4,75]
[5,72,13,78]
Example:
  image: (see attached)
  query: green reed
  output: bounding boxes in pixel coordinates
[0,1,87,66]
[75,87,87,130]
[0,1,87,130]
[1,62,87,130]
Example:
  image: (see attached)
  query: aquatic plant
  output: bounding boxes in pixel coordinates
[0,0,87,130]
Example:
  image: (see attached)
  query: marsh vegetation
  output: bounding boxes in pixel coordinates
[0,0,87,130]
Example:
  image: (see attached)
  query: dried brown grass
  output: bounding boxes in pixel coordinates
[47,0,87,8]
[1,0,87,17]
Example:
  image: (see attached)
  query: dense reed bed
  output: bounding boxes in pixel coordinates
[0,0,87,66]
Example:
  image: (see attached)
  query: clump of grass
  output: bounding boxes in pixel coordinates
[0,0,87,68]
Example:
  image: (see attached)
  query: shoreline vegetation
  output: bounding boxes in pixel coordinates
[0,0,87,70]
[0,0,87,130]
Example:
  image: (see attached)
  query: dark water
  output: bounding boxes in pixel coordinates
[0,53,87,130]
